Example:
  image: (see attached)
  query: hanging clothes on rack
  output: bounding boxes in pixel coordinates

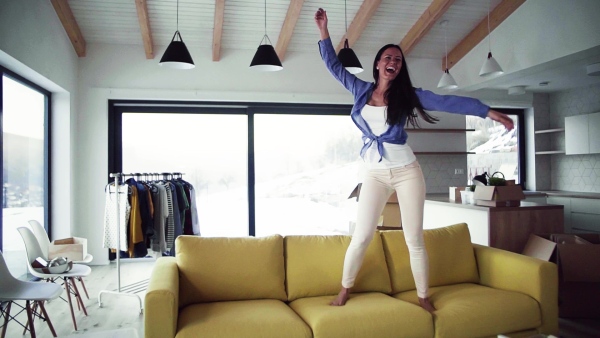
[103,182,130,252]
[150,182,169,254]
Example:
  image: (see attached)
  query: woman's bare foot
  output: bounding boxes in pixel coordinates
[418,297,436,313]
[330,287,351,306]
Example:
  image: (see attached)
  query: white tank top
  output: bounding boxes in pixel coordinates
[361,104,416,169]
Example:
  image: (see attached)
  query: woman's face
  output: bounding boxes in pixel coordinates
[376,47,403,81]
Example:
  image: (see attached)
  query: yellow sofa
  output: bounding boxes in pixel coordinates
[144,223,558,338]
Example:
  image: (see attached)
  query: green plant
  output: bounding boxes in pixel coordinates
[488,172,506,186]
[468,185,476,192]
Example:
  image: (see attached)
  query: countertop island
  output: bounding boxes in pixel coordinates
[423,194,564,253]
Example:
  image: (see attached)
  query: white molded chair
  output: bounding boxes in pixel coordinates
[28,220,92,298]
[17,227,92,331]
[0,250,63,338]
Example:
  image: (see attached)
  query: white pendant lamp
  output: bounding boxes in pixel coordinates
[479,0,503,77]
[250,0,283,71]
[159,0,195,69]
[437,20,458,90]
[338,0,363,74]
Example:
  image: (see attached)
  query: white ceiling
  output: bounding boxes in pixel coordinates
[65,0,600,94]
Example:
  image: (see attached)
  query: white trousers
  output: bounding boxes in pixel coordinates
[342,161,429,298]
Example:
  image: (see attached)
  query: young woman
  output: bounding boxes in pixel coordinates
[314,8,514,312]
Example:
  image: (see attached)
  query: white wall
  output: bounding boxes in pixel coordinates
[0,0,79,240]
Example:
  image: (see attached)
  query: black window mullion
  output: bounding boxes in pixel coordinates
[247,110,255,237]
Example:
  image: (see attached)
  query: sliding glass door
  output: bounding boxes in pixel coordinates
[1,70,49,278]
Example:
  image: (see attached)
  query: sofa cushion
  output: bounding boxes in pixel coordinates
[381,223,479,293]
[285,234,391,302]
[395,283,541,338]
[177,299,312,338]
[176,235,287,306]
[289,293,433,338]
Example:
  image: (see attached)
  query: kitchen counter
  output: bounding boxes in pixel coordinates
[423,194,564,253]
[425,194,562,210]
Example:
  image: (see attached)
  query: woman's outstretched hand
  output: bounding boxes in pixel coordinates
[487,109,515,130]
[315,8,329,40]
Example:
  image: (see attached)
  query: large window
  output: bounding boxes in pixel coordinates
[254,114,362,236]
[466,109,524,185]
[1,69,50,278]
[111,102,358,237]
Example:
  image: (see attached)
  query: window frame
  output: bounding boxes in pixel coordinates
[0,66,52,251]
[108,100,351,236]
[467,108,526,186]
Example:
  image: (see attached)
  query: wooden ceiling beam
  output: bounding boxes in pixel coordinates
[335,0,382,53]
[446,0,526,69]
[275,0,305,61]
[212,0,225,61]
[399,0,456,55]
[135,0,154,59]
[51,0,86,57]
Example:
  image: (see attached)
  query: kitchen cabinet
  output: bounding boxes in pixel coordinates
[546,195,600,234]
[546,196,572,232]
[570,198,600,233]
[565,112,600,155]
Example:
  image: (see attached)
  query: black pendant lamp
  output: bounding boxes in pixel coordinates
[338,0,363,74]
[250,0,283,71]
[160,0,195,69]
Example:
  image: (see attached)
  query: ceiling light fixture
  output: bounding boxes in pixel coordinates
[250,0,283,71]
[437,20,458,90]
[337,0,363,74]
[159,0,195,69]
[586,62,600,76]
[508,85,526,95]
[479,0,503,77]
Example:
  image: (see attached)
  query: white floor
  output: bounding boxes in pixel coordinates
[3,260,153,338]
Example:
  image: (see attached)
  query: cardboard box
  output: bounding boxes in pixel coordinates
[522,233,600,318]
[473,185,525,207]
[49,237,88,261]
[349,184,401,228]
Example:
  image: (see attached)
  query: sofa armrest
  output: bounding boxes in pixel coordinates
[473,244,558,335]
[145,257,179,338]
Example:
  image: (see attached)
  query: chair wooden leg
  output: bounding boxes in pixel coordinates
[78,277,90,299]
[37,301,57,338]
[69,278,88,316]
[23,301,38,335]
[1,301,11,338]
[25,300,36,338]
[64,277,78,331]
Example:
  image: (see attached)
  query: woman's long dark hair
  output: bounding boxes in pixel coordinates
[373,44,439,128]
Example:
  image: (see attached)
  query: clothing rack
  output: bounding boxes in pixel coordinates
[98,173,144,314]
[97,171,187,313]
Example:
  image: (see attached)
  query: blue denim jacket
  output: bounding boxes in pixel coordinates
[318,37,490,160]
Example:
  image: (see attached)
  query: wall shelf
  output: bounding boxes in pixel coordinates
[406,128,475,133]
[534,128,565,154]
[415,152,475,155]
[535,150,565,155]
[534,128,565,134]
